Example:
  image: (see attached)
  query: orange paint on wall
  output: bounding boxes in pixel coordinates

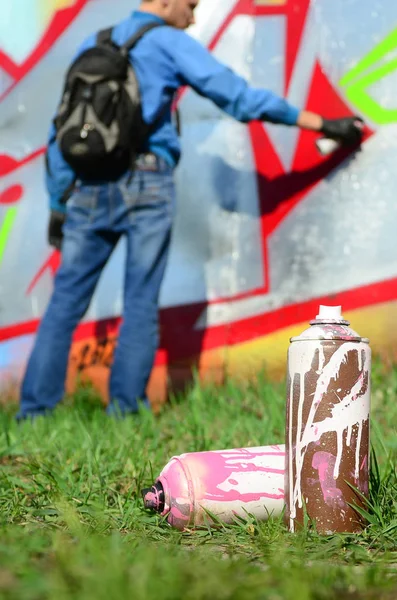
[65,335,227,411]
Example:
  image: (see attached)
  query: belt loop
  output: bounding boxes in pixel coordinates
[126,167,134,186]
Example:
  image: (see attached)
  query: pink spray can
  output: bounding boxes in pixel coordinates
[142,445,285,530]
[285,305,371,534]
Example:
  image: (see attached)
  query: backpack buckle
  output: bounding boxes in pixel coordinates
[135,153,159,171]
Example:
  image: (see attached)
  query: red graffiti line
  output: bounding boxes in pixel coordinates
[247,64,374,303]
[2,274,397,364]
[0,148,45,178]
[26,250,61,295]
[0,0,90,101]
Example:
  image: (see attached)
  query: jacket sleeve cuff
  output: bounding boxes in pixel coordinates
[283,105,300,126]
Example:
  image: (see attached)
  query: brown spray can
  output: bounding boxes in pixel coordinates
[285,305,371,534]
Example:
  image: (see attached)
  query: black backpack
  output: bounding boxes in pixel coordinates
[53,22,163,182]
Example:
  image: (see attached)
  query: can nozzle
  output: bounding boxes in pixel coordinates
[316,305,342,320]
[141,482,165,513]
[311,304,350,327]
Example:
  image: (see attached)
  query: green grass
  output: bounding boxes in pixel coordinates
[0,360,396,599]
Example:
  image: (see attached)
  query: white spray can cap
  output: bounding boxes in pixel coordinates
[315,305,343,320]
[291,305,368,344]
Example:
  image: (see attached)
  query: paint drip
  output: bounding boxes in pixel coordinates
[142,444,285,530]
[285,305,371,534]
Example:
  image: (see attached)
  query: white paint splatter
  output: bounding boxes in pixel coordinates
[355,421,363,481]
[346,424,352,447]
[288,377,295,531]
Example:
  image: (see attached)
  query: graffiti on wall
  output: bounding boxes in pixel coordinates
[1,0,397,406]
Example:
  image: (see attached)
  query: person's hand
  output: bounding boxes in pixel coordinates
[321,116,364,145]
[48,210,66,250]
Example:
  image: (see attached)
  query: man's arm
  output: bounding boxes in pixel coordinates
[171,31,363,140]
[45,125,77,249]
[296,111,323,131]
[172,30,300,125]
[45,124,76,214]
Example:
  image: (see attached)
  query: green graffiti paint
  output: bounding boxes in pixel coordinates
[0,207,18,265]
[340,27,397,124]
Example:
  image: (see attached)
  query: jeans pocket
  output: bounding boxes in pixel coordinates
[66,186,99,226]
[142,172,174,204]
[123,171,174,208]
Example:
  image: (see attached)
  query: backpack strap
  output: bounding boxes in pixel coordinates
[121,22,164,52]
[97,27,114,46]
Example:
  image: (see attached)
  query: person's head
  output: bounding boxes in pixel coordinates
[140,0,199,30]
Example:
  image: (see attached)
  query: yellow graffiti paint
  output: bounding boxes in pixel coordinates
[38,0,79,29]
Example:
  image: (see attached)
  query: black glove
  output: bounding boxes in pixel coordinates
[48,210,66,250]
[321,116,364,145]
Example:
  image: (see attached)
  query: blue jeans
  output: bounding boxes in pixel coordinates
[18,157,175,419]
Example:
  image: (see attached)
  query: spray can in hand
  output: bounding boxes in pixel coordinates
[285,305,371,534]
[142,444,285,530]
[316,117,365,156]
[315,137,342,156]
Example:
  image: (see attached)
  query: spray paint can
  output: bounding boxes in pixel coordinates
[315,118,364,156]
[315,137,342,156]
[142,445,285,530]
[285,305,371,534]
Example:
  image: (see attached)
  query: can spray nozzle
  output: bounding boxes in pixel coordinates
[141,482,165,513]
[311,305,349,325]
[316,305,342,320]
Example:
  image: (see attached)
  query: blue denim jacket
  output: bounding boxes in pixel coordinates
[46,10,300,212]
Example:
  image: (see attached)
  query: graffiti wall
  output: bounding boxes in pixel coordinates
[1,0,397,407]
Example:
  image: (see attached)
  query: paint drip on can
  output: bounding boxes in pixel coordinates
[142,445,285,530]
[285,305,371,534]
